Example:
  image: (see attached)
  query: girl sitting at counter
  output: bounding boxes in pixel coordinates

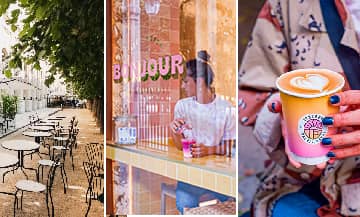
[170,50,236,213]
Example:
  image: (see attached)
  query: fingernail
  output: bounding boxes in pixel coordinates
[330,95,340,104]
[328,159,335,164]
[322,117,334,125]
[327,151,336,158]
[271,102,276,112]
[322,138,332,145]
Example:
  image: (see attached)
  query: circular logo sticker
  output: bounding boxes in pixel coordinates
[298,114,327,144]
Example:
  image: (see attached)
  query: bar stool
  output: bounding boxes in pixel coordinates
[160,183,176,214]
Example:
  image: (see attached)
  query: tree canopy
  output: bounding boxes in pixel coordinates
[0,0,104,100]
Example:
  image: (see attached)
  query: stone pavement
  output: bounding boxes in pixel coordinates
[0,107,61,138]
[238,124,268,214]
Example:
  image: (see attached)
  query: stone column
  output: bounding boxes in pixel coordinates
[35,90,39,110]
[32,89,36,111]
[24,89,32,112]
[15,89,25,114]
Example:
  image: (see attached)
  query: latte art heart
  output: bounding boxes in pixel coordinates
[290,74,329,92]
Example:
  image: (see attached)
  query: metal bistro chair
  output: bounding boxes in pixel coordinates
[52,133,76,171]
[41,135,55,157]
[84,142,103,198]
[38,145,68,194]
[85,143,103,171]
[14,157,61,217]
[29,114,39,126]
[83,161,104,217]
[0,115,6,133]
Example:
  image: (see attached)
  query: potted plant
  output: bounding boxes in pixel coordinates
[2,95,18,120]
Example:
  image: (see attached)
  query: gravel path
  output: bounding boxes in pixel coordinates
[0,108,104,217]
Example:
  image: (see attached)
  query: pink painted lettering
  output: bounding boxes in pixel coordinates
[147,58,157,76]
[130,62,140,81]
[113,53,183,81]
[159,56,170,75]
[113,64,121,80]
[140,60,147,77]
[122,64,129,79]
[171,54,183,75]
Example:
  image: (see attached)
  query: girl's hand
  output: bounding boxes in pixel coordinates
[191,142,230,158]
[321,90,360,159]
[170,118,186,135]
[191,143,215,158]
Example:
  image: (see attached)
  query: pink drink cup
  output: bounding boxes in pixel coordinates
[181,138,196,158]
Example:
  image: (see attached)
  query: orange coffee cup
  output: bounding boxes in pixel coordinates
[276,68,345,165]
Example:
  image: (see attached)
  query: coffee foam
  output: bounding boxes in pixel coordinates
[276,69,345,98]
[290,74,329,92]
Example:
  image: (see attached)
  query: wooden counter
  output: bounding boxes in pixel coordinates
[107,140,236,197]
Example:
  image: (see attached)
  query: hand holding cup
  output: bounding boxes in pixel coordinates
[320,90,360,159]
[191,143,215,158]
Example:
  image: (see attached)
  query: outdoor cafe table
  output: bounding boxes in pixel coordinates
[106,141,236,198]
[40,120,60,124]
[28,126,54,132]
[1,140,40,179]
[55,116,66,119]
[42,118,60,121]
[47,118,63,121]
[35,123,57,128]
[22,131,52,143]
[0,152,18,183]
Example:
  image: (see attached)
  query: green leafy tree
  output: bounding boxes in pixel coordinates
[0,0,104,132]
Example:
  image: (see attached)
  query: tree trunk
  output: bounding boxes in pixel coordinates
[86,97,103,134]
[99,97,104,134]
[92,98,97,117]
[96,96,103,133]
[87,99,93,110]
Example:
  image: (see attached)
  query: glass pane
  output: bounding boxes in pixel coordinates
[110,0,236,215]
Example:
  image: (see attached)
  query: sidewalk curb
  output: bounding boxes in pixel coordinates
[0,108,61,139]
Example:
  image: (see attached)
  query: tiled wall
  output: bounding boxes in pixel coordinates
[180,0,237,104]
[111,0,236,142]
[112,0,181,144]
[112,1,181,214]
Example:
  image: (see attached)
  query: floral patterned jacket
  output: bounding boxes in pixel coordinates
[239,0,360,216]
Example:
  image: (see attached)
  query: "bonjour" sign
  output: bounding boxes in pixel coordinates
[113,54,183,81]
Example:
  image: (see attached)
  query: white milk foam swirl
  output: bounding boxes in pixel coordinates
[290,74,329,92]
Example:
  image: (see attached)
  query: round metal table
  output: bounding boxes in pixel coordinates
[23,131,52,143]
[0,152,18,182]
[2,140,40,179]
[28,126,53,132]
